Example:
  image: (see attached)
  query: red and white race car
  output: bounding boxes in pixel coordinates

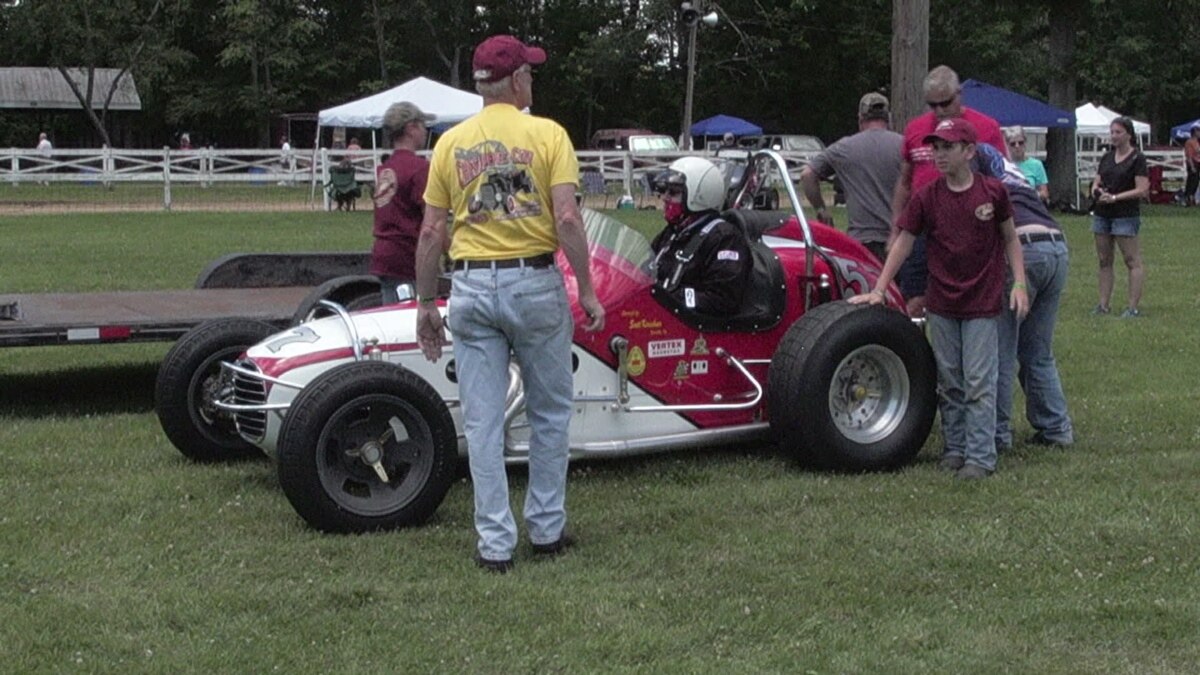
[155,152,936,533]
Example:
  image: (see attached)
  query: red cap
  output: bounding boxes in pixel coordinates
[923,117,977,145]
[472,35,547,83]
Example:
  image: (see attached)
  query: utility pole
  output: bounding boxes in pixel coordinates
[890,0,929,131]
[681,2,700,149]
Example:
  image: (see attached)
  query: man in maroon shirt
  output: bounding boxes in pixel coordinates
[891,65,1008,316]
[372,101,436,303]
[854,117,1028,480]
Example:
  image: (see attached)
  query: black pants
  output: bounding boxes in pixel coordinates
[1186,165,1199,203]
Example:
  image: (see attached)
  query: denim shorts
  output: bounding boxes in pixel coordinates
[1091,215,1141,237]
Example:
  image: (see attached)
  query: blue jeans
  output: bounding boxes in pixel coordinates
[896,233,928,299]
[927,313,999,472]
[996,239,1074,447]
[447,265,574,562]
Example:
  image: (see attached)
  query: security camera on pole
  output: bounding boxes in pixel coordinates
[679,1,719,151]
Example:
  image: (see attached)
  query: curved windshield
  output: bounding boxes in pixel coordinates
[557,208,654,317]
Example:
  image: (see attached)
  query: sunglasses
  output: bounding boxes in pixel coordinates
[660,186,685,198]
[1009,140,1025,147]
[926,94,957,109]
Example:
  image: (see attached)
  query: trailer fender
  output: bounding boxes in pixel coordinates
[195,253,370,289]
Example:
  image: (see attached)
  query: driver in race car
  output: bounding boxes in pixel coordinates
[649,156,751,315]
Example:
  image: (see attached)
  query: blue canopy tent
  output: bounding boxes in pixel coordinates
[690,114,762,137]
[959,79,1074,128]
[1170,118,1200,142]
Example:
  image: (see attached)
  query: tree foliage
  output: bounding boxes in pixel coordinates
[1,0,1198,148]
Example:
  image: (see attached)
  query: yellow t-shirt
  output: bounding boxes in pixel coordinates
[424,104,579,260]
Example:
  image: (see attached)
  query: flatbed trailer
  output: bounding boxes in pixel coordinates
[0,252,376,349]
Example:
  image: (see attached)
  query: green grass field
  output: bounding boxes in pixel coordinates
[2,206,1198,673]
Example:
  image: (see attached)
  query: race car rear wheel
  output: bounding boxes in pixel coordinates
[768,301,936,471]
[155,318,277,462]
[276,361,457,533]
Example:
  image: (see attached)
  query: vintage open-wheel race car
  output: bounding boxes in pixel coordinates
[154,151,937,533]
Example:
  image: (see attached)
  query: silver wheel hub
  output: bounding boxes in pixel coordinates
[828,344,909,444]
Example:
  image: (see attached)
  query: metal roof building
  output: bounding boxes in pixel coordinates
[0,67,141,110]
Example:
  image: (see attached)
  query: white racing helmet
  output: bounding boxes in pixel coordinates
[654,156,726,212]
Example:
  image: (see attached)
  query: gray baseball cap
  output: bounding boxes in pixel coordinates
[383,101,435,130]
[858,92,890,120]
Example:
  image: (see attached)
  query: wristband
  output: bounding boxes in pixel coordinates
[418,296,437,304]
[871,288,885,298]
[1012,282,1027,290]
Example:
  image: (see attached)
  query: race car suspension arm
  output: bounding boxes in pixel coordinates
[609,337,762,412]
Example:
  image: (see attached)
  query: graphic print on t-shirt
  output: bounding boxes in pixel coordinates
[455,140,541,222]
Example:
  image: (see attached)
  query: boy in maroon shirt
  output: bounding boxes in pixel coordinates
[852,118,1028,479]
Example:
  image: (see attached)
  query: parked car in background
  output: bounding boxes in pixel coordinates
[589,128,679,154]
[740,134,827,154]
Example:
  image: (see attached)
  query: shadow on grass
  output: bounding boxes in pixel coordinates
[0,361,158,418]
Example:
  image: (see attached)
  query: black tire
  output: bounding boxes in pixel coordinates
[155,318,277,462]
[344,291,382,311]
[276,361,458,533]
[768,301,936,471]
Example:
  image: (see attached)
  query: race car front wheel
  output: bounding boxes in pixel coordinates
[155,318,277,462]
[276,361,458,533]
[768,301,936,471]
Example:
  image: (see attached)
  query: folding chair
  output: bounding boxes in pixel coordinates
[580,170,609,208]
[325,162,362,211]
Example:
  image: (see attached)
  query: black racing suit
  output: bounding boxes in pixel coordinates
[649,212,752,316]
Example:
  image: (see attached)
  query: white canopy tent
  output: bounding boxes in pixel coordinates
[317,76,483,130]
[312,77,483,207]
[1075,103,1151,149]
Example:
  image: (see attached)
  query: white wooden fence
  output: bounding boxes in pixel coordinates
[1,146,1189,211]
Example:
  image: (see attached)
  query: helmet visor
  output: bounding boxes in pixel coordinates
[652,169,687,196]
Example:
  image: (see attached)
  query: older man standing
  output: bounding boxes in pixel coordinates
[799,92,902,262]
[414,35,604,573]
[891,66,1008,315]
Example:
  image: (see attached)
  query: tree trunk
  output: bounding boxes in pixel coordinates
[1046,0,1083,208]
[890,0,929,131]
[370,0,389,83]
[56,66,113,148]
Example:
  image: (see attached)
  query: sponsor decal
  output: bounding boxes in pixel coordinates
[648,339,686,358]
[975,203,995,221]
[673,360,690,380]
[691,337,709,355]
[716,250,740,261]
[684,287,696,308]
[626,345,646,377]
[628,318,663,331]
[691,359,709,375]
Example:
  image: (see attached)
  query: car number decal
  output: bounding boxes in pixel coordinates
[265,325,321,353]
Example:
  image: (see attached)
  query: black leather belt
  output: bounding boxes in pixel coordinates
[452,252,555,271]
[1018,231,1065,245]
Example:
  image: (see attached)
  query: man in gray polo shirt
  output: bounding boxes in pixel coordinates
[799,92,902,262]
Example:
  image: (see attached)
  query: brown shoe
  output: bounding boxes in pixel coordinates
[956,464,994,480]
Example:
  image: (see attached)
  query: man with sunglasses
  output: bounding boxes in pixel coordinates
[890,66,1008,316]
[415,34,604,574]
